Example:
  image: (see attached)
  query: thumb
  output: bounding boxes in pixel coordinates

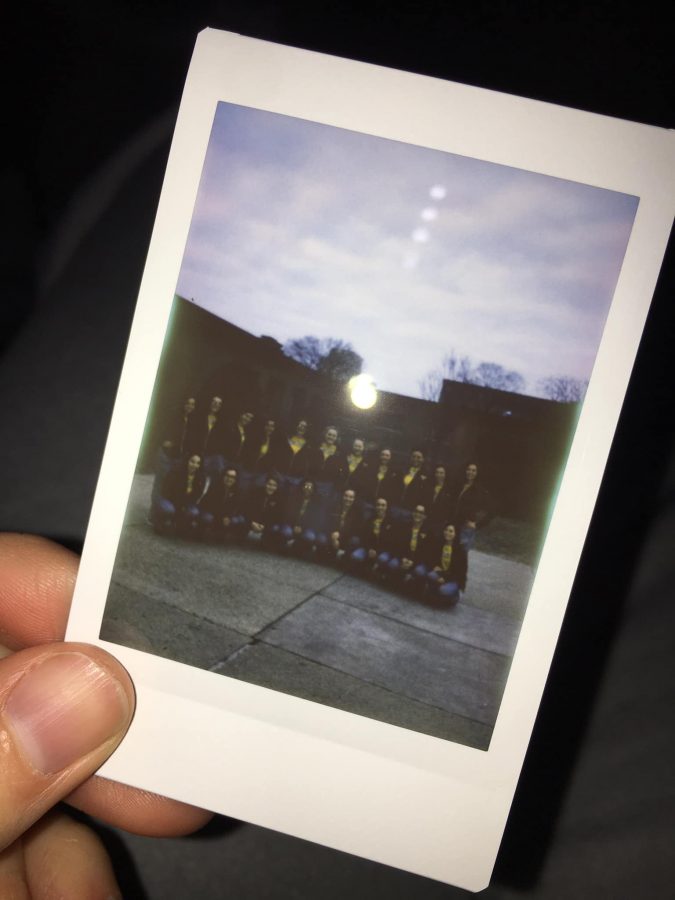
[0,643,134,850]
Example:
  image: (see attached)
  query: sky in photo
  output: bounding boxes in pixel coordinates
[176,102,638,399]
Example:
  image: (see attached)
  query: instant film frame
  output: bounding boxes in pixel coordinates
[66,29,675,891]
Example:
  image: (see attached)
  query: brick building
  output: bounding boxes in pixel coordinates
[141,296,578,523]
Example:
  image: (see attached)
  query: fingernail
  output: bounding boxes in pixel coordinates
[5,652,131,774]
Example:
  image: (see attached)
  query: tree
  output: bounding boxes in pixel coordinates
[470,362,525,393]
[284,336,363,382]
[538,375,588,402]
[283,336,325,370]
[419,349,526,400]
[419,369,444,402]
[419,350,474,401]
[320,345,363,382]
[442,351,474,384]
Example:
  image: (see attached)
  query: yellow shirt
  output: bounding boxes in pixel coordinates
[409,527,420,553]
[289,436,306,454]
[347,455,362,474]
[186,473,195,494]
[320,443,337,461]
[403,466,419,488]
[440,544,453,571]
[207,414,217,432]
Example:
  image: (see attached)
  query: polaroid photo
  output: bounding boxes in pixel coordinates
[66,28,675,891]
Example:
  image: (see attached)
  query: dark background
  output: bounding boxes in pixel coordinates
[2,2,673,897]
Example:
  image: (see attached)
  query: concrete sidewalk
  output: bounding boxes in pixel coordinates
[101,475,534,750]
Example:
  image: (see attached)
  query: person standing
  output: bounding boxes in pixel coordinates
[276,418,311,481]
[162,395,196,458]
[391,449,427,517]
[188,396,227,476]
[422,464,453,534]
[335,437,368,493]
[362,447,397,504]
[151,395,197,510]
[309,425,341,498]
[245,417,279,474]
[223,409,255,467]
[452,461,492,550]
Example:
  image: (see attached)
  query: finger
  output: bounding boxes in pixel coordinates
[0,839,29,898]
[23,811,122,900]
[67,777,213,836]
[0,534,77,649]
[0,643,134,852]
[0,534,213,835]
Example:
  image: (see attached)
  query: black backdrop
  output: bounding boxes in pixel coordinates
[2,3,674,897]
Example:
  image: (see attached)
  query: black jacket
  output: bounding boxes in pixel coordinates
[452,480,492,528]
[424,537,468,591]
[203,481,242,520]
[246,487,283,528]
[358,513,394,553]
[326,502,361,540]
[274,436,310,477]
[283,491,324,532]
[162,466,209,508]
[390,521,429,564]
[188,412,226,457]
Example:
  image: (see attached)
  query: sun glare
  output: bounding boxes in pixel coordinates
[349,374,378,410]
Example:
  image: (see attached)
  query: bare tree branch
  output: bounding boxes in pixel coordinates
[419,349,527,398]
[538,375,588,402]
[284,336,363,382]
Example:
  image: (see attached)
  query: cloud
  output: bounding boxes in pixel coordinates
[175,103,638,398]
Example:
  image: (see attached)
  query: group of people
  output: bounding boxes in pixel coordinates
[149,395,492,603]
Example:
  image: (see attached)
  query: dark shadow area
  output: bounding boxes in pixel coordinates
[184,814,243,840]
[3,2,673,897]
[493,225,675,888]
[64,805,150,900]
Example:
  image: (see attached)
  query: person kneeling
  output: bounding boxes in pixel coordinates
[351,497,392,574]
[424,524,468,604]
[245,475,283,548]
[280,479,323,556]
[247,475,281,548]
[383,505,428,592]
[325,488,360,561]
[151,454,208,537]
[200,467,246,541]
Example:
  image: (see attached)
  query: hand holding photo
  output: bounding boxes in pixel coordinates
[65,29,675,891]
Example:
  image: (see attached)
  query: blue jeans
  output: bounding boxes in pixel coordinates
[427,569,460,600]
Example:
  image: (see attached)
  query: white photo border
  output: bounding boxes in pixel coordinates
[66,29,675,891]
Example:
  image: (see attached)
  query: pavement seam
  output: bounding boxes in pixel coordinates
[253,568,346,638]
[215,639,491,739]
[114,541,515,660]
[110,575,259,640]
[210,641,253,668]
[319,588,516,661]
